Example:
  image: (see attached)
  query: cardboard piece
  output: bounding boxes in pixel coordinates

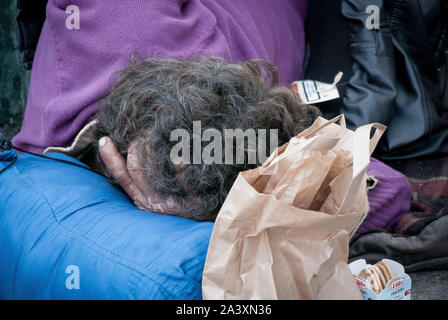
[349,259,412,300]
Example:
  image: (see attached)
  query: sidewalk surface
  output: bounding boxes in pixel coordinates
[410,271,448,300]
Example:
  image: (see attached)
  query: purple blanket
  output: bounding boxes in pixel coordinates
[13,0,308,153]
[352,158,411,240]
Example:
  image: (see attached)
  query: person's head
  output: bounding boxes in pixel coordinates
[94,56,319,221]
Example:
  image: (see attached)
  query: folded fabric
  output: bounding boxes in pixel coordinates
[349,156,448,272]
[0,150,213,299]
[349,216,448,272]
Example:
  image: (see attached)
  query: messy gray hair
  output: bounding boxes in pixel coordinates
[94,56,320,221]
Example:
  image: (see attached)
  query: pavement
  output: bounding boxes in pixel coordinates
[410,271,448,300]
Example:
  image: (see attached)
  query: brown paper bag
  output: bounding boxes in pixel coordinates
[202,115,386,300]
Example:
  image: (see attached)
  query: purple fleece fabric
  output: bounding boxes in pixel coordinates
[13,0,309,153]
[353,158,411,240]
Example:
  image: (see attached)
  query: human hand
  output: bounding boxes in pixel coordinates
[98,137,184,216]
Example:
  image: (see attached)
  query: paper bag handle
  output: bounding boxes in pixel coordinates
[339,123,386,212]
[299,114,346,140]
[367,123,385,154]
[262,115,347,170]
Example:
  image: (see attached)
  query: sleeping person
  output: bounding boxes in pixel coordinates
[42,56,410,243]
[13,0,411,238]
[92,57,319,221]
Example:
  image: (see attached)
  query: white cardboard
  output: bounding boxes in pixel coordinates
[349,259,412,300]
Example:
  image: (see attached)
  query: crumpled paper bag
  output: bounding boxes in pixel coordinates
[202,115,386,300]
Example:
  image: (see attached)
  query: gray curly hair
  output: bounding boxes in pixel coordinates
[94,56,320,221]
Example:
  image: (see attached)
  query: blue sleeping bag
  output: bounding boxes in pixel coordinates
[0,150,213,299]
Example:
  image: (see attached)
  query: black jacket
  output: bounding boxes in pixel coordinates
[304,0,448,160]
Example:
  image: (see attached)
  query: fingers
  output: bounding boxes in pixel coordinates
[126,142,151,198]
[126,143,185,215]
[99,137,185,216]
[98,137,149,209]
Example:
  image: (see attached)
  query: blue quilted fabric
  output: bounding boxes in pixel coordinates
[0,150,213,299]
